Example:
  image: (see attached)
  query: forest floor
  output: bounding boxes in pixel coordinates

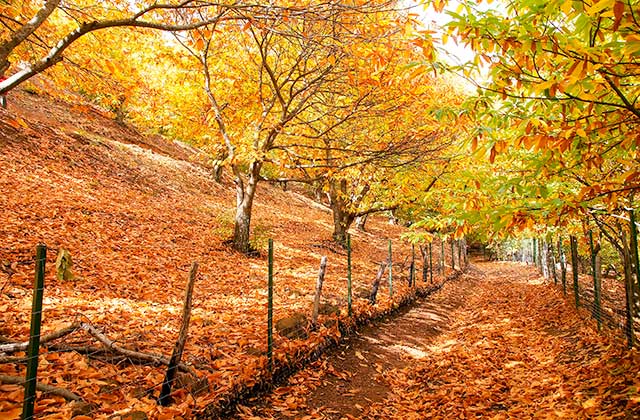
[0,89,452,419]
[239,261,640,420]
[2,89,639,420]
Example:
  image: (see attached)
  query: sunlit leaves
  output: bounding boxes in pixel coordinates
[414,0,640,240]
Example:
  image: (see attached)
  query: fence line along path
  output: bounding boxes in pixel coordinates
[236,267,479,419]
[237,261,640,419]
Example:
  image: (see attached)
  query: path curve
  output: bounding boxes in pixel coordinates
[235,265,483,419]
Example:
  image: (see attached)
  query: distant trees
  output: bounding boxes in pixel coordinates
[415,0,640,268]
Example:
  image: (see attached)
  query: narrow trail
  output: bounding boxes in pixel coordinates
[234,261,640,420]
[234,265,484,419]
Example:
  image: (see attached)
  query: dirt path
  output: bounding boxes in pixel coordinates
[234,265,483,419]
[235,261,640,419]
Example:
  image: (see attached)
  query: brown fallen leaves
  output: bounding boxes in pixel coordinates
[0,91,440,418]
[364,262,640,419]
[237,262,640,419]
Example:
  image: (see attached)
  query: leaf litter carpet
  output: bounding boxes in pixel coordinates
[0,90,431,419]
[239,261,640,419]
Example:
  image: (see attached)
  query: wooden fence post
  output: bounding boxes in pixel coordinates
[450,240,455,270]
[429,242,433,283]
[440,239,445,276]
[629,209,640,309]
[410,244,415,287]
[369,262,389,305]
[158,262,199,406]
[312,256,328,328]
[420,245,427,283]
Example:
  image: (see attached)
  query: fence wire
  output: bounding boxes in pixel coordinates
[0,238,464,418]
[501,237,640,348]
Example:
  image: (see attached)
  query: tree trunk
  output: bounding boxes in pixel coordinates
[232,161,260,254]
[329,179,355,247]
[332,211,354,246]
[355,214,368,231]
[314,181,324,202]
[387,210,398,225]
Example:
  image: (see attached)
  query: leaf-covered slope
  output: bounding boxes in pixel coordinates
[0,90,422,418]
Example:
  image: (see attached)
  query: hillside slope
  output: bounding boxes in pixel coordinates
[0,91,446,419]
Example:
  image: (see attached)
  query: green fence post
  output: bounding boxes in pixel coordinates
[410,244,415,287]
[629,209,640,301]
[22,244,46,420]
[570,235,580,308]
[267,239,274,373]
[589,230,602,330]
[429,242,433,283]
[347,234,352,317]
[440,239,445,276]
[388,239,393,298]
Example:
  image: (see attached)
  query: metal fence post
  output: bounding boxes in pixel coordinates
[450,240,455,270]
[429,242,433,283]
[388,239,393,297]
[589,230,602,330]
[267,239,274,373]
[22,244,46,420]
[570,235,580,308]
[347,234,352,317]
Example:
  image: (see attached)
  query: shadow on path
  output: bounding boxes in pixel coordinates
[239,264,484,419]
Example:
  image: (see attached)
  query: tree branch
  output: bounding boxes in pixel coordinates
[0,374,83,402]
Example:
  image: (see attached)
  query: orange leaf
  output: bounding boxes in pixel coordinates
[5,117,29,129]
[613,1,624,30]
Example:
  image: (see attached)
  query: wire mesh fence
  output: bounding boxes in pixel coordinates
[0,235,466,419]
[493,214,640,349]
